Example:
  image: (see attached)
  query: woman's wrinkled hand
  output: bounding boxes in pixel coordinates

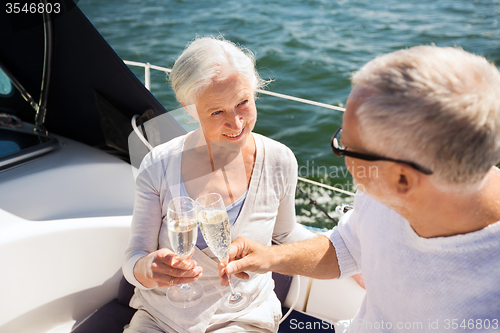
[134,248,203,288]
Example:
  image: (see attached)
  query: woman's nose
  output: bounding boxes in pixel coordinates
[226,113,244,129]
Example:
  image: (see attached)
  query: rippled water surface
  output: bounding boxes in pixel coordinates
[79,0,500,228]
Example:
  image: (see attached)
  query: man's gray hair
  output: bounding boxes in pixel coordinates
[170,36,266,105]
[352,45,500,186]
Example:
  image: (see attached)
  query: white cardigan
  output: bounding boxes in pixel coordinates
[123,132,314,333]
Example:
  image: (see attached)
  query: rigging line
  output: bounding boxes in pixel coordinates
[256,89,346,112]
[297,176,355,196]
[0,61,38,111]
[296,187,337,225]
[35,0,54,135]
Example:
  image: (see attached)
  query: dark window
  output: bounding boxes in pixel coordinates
[0,128,58,171]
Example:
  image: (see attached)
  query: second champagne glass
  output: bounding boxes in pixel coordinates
[165,196,204,308]
[196,193,251,312]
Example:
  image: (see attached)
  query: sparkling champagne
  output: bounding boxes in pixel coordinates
[198,209,230,259]
[168,217,198,258]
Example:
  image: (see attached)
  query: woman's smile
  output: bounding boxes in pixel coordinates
[222,126,244,139]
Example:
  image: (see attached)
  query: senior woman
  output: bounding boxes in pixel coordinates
[122,36,315,333]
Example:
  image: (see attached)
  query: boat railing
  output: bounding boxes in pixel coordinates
[123,60,354,197]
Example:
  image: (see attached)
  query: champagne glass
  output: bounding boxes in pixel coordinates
[196,193,251,312]
[165,196,204,308]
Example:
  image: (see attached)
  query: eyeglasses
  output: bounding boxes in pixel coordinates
[330,127,433,175]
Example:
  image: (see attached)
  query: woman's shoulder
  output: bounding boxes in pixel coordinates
[254,132,295,156]
[151,134,186,157]
[139,133,187,172]
[253,132,297,168]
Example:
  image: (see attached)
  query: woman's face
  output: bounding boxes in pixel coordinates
[194,74,257,148]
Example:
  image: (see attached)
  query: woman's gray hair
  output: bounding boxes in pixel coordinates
[170,36,267,105]
[352,45,500,186]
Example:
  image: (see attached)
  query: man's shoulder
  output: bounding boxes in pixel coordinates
[351,191,405,228]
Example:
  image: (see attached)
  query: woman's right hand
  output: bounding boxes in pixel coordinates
[133,248,203,288]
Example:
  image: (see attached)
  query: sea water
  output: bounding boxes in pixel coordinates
[79,0,500,229]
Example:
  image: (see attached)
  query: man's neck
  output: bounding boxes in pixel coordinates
[400,168,500,238]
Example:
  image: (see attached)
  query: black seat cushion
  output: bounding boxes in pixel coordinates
[272,272,293,305]
[118,275,136,306]
[71,277,137,333]
[71,299,136,333]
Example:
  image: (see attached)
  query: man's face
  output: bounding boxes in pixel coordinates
[341,86,389,199]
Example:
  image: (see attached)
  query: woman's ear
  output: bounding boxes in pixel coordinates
[182,103,199,121]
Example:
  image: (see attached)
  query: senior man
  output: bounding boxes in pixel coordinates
[221,46,500,332]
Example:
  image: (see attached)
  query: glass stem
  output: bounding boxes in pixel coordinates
[227,275,237,296]
[222,257,239,298]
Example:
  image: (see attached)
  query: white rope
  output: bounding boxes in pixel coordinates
[131,114,154,151]
[279,276,301,324]
[298,176,355,196]
[256,89,345,112]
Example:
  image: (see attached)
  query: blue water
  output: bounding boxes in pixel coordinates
[79,0,500,228]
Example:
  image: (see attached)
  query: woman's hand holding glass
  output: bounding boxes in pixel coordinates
[133,248,202,289]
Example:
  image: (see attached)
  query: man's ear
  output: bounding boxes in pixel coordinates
[394,164,419,195]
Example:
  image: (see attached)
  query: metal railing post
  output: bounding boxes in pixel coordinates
[145,62,151,90]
